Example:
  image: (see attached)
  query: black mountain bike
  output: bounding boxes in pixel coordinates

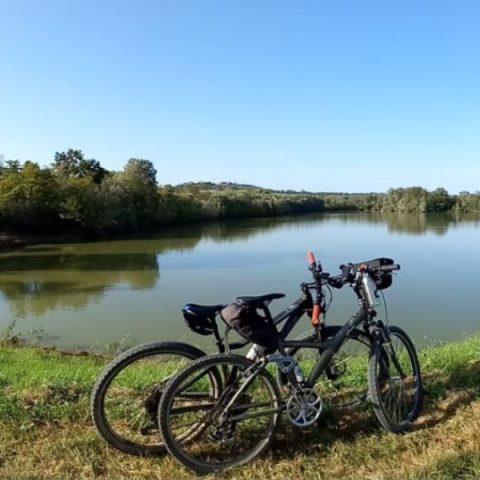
[158,252,424,473]
[91,255,374,457]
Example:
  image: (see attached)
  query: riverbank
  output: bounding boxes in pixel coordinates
[0,232,36,251]
[0,232,83,253]
[1,336,480,479]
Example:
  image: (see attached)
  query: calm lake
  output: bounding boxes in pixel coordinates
[0,212,479,351]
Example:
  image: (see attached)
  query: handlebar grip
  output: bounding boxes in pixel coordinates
[307,251,316,269]
[379,264,401,272]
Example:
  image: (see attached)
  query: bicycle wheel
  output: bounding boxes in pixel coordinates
[91,341,206,456]
[368,325,423,433]
[284,326,373,409]
[159,354,281,474]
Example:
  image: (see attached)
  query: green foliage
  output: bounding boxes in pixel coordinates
[122,159,159,228]
[0,161,61,231]
[53,149,108,184]
[382,187,428,212]
[0,150,478,236]
[426,187,455,212]
[454,191,480,212]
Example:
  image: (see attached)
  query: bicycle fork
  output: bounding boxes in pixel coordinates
[376,321,407,380]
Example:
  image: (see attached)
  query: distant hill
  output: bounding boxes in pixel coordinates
[174,181,271,191]
[174,181,381,196]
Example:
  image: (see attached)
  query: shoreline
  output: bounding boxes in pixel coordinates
[1,209,476,253]
[0,210,355,252]
[0,231,82,253]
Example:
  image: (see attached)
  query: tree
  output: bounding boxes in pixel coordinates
[426,187,454,212]
[122,159,159,229]
[0,161,61,230]
[124,158,157,187]
[53,149,107,184]
[4,159,21,172]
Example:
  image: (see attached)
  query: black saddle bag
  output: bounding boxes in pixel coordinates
[220,303,278,353]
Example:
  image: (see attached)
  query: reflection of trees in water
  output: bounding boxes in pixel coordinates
[0,212,479,318]
[323,211,480,236]
[383,212,480,236]
[0,280,105,318]
[0,252,160,317]
[191,214,331,244]
[0,220,317,318]
[384,213,448,236]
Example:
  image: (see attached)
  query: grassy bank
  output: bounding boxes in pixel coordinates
[1,337,480,479]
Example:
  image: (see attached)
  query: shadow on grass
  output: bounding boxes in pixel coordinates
[414,360,480,430]
[265,361,480,462]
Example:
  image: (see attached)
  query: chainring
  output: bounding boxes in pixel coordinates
[286,388,323,427]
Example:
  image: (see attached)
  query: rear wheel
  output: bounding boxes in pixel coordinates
[159,354,281,474]
[91,341,207,456]
[368,325,423,433]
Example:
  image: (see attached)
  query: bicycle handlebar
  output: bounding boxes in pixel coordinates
[305,252,400,327]
[306,251,400,288]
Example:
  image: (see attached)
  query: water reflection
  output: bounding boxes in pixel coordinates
[384,212,480,236]
[329,212,480,236]
[0,212,479,319]
[0,253,160,317]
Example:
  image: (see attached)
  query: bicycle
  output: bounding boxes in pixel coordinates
[158,252,424,473]
[91,255,373,457]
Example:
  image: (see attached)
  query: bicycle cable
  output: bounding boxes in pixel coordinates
[379,289,389,325]
[324,284,333,315]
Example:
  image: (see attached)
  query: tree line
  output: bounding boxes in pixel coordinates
[0,150,478,236]
[322,187,480,213]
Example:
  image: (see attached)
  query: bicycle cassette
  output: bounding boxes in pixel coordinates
[286,388,323,427]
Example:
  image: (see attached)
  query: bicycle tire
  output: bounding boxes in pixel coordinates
[368,325,423,433]
[159,353,281,474]
[91,341,206,457]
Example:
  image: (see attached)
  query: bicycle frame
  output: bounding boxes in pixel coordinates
[282,307,370,387]
[209,265,396,419]
[207,299,374,424]
[270,286,372,388]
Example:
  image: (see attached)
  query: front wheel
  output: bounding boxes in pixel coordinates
[368,325,423,433]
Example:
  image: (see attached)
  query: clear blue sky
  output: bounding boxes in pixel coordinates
[1,0,479,193]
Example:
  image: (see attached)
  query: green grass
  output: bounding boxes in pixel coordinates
[0,336,480,479]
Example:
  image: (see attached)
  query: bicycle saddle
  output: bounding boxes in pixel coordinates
[235,293,285,308]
